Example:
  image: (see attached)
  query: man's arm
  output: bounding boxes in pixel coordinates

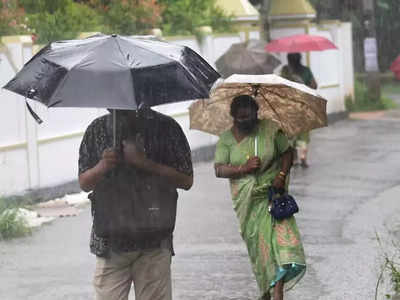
[122,140,193,190]
[79,149,120,192]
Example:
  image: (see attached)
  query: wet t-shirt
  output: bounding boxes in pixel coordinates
[79,109,193,257]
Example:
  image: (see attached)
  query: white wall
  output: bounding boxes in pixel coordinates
[0,25,352,195]
[340,22,355,98]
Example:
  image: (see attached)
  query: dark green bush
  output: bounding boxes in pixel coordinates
[0,197,31,240]
[26,0,103,44]
[345,80,397,112]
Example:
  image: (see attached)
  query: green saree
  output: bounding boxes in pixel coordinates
[215,119,306,297]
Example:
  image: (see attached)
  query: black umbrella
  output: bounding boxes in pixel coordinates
[3,34,220,145]
[215,39,281,78]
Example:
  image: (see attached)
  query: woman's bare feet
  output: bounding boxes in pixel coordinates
[273,279,284,300]
[261,293,271,300]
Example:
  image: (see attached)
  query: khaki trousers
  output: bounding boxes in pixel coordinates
[94,248,172,300]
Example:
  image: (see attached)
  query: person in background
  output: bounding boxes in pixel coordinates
[281,52,318,168]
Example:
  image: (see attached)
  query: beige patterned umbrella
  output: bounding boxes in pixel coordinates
[189,74,327,137]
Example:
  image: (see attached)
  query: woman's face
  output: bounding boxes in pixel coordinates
[234,107,258,134]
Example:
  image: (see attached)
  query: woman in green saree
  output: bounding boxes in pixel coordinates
[214,95,306,300]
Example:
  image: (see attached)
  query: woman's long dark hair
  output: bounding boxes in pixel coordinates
[287,53,303,73]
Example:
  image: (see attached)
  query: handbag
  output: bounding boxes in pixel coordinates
[268,186,299,220]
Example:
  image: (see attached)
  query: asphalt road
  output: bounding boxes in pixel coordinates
[2,114,400,300]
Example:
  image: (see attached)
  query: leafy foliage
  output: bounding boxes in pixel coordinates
[375,233,400,299]
[0,0,26,36]
[22,0,102,44]
[0,197,31,240]
[99,0,163,35]
[3,0,233,42]
[20,0,70,13]
[158,0,233,36]
[375,0,400,71]
[345,80,397,112]
[309,0,400,72]
[19,0,163,42]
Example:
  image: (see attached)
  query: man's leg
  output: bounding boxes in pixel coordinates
[94,251,137,300]
[131,248,172,300]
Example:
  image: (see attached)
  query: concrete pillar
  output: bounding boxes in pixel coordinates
[196,26,214,64]
[20,36,41,189]
[149,28,163,40]
[362,0,381,100]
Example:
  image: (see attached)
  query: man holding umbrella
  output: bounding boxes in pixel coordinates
[3,34,220,300]
[79,107,193,300]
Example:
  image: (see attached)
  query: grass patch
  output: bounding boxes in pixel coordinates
[0,196,32,240]
[346,80,398,112]
[382,96,398,110]
[383,82,400,95]
[376,233,400,299]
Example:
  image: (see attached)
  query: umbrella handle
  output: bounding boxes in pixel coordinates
[25,89,43,124]
[255,136,258,157]
[113,110,117,148]
[25,100,43,124]
[110,110,118,178]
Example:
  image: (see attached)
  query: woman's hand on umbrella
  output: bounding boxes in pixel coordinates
[122,140,148,169]
[243,156,261,174]
[99,148,120,173]
[272,175,285,190]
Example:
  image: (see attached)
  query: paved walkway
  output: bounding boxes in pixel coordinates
[2,113,400,299]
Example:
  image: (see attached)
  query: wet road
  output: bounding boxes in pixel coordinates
[1,115,400,300]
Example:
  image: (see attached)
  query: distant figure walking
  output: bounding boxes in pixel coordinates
[281,53,318,168]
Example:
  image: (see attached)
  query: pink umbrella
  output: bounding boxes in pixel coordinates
[390,55,400,80]
[265,34,338,53]
[390,55,400,72]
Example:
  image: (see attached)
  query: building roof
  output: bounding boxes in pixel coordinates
[269,0,316,18]
[215,0,259,21]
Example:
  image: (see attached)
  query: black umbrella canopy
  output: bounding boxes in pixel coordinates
[3,34,220,110]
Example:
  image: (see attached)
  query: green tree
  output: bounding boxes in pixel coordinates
[310,0,400,72]
[100,0,163,35]
[23,0,102,43]
[0,0,26,36]
[375,0,400,71]
[309,0,365,72]
[20,0,70,13]
[158,0,233,36]
[72,0,163,35]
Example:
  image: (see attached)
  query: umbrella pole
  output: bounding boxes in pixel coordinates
[255,136,258,157]
[113,109,117,148]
